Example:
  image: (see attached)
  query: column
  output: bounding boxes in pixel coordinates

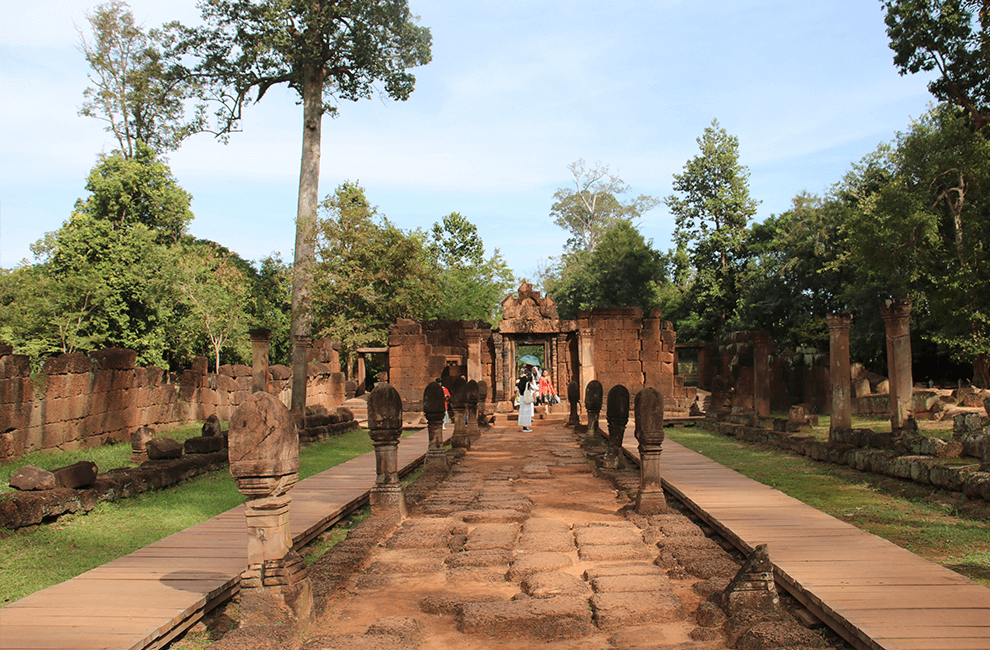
[826,313,853,438]
[290,335,311,421]
[880,299,913,431]
[249,328,271,394]
[367,382,407,517]
[753,332,771,419]
[356,354,366,395]
[578,321,596,390]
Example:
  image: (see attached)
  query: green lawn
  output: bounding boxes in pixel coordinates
[665,426,990,588]
[0,425,377,606]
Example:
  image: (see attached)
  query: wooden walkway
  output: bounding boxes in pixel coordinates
[0,429,429,650]
[620,431,990,650]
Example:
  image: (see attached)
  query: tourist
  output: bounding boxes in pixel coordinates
[538,371,557,415]
[437,378,450,429]
[517,373,534,432]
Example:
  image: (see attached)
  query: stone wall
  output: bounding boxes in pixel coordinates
[0,344,347,462]
[387,318,495,411]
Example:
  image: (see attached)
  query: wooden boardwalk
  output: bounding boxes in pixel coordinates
[0,429,429,650]
[620,432,990,650]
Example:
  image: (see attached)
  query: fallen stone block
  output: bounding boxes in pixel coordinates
[458,596,593,639]
[590,591,685,630]
[9,465,56,491]
[147,437,183,460]
[183,435,225,455]
[52,461,97,489]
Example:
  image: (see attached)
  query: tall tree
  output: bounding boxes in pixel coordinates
[167,0,432,415]
[425,212,515,323]
[550,159,660,252]
[310,182,436,374]
[882,0,990,130]
[665,119,760,339]
[78,0,204,157]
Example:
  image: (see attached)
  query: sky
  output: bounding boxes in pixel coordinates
[0,0,939,282]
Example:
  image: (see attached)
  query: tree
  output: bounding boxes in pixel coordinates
[425,212,515,322]
[542,220,666,319]
[167,0,432,414]
[550,159,660,252]
[664,119,760,339]
[310,182,437,373]
[176,240,253,371]
[883,0,990,130]
[844,104,990,384]
[78,0,204,157]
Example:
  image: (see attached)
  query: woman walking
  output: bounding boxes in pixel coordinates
[517,372,534,432]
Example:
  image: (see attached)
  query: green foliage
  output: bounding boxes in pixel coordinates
[77,1,205,157]
[664,119,760,340]
[883,0,990,129]
[250,253,293,366]
[166,0,433,134]
[542,220,666,319]
[550,159,660,253]
[424,212,515,323]
[175,240,254,371]
[311,182,437,364]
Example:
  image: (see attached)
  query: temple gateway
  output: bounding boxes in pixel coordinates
[386,282,695,414]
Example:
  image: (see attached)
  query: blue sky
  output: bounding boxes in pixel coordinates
[1,1,938,281]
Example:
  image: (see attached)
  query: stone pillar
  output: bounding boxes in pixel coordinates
[477,380,490,428]
[753,332,771,419]
[566,380,581,427]
[367,382,406,517]
[465,329,486,381]
[249,328,272,394]
[466,379,481,440]
[130,426,155,463]
[356,354,366,396]
[578,315,596,390]
[635,387,667,514]
[603,384,629,469]
[826,313,854,438]
[449,376,471,449]
[501,338,513,405]
[423,381,449,473]
[290,335,311,421]
[582,380,604,446]
[880,299,914,431]
[722,544,779,615]
[229,392,312,632]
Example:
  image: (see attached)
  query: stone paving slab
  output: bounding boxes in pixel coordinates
[457,596,594,639]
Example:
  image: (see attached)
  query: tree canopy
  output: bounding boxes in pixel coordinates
[882,0,990,130]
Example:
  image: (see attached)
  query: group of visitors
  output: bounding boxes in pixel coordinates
[516,363,557,432]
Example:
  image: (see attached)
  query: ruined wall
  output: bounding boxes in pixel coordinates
[0,343,346,462]
[387,318,495,411]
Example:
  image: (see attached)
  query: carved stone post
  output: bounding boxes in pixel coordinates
[465,328,485,381]
[423,381,448,472]
[722,544,779,615]
[466,379,481,440]
[578,319,596,391]
[367,382,406,518]
[635,387,667,514]
[566,380,581,427]
[582,380,604,446]
[880,299,914,431]
[826,314,854,439]
[249,328,271,394]
[229,392,312,632]
[477,380,490,428]
[753,332,771,419]
[603,384,629,469]
[356,354,366,395]
[290,335,311,421]
[449,376,471,449]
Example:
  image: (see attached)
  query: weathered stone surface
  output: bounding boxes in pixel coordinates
[9,465,56,491]
[458,597,593,639]
[463,523,521,551]
[202,414,222,437]
[229,391,299,496]
[147,437,183,460]
[590,591,686,630]
[520,571,590,599]
[184,435,225,455]
[52,460,98,488]
[508,551,573,580]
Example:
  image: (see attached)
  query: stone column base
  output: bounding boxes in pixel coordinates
[370,485,407,518]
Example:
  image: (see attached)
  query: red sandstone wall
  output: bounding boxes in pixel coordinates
[0,345,346,462]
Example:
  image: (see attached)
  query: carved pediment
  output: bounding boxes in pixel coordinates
[499,282,560,334]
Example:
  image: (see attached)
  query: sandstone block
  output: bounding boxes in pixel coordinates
[147,437,183,460]
[9,465,56,491]
[52,461,98,489]
[184,435,225,454]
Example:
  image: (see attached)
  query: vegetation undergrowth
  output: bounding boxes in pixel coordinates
[665,426,990,588]
[787,413,956,442]
[0,424,377,606]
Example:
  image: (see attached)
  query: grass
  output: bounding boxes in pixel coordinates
[665,426,990,588]
[0,424,378,606]
[0,422,211,494]
[797,413,956,442]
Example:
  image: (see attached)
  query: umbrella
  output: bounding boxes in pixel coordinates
[518,354,541,367]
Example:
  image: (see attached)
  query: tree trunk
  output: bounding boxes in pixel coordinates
[289,63,324,419]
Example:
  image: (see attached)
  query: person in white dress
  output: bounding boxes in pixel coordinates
[517,374,534,432]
